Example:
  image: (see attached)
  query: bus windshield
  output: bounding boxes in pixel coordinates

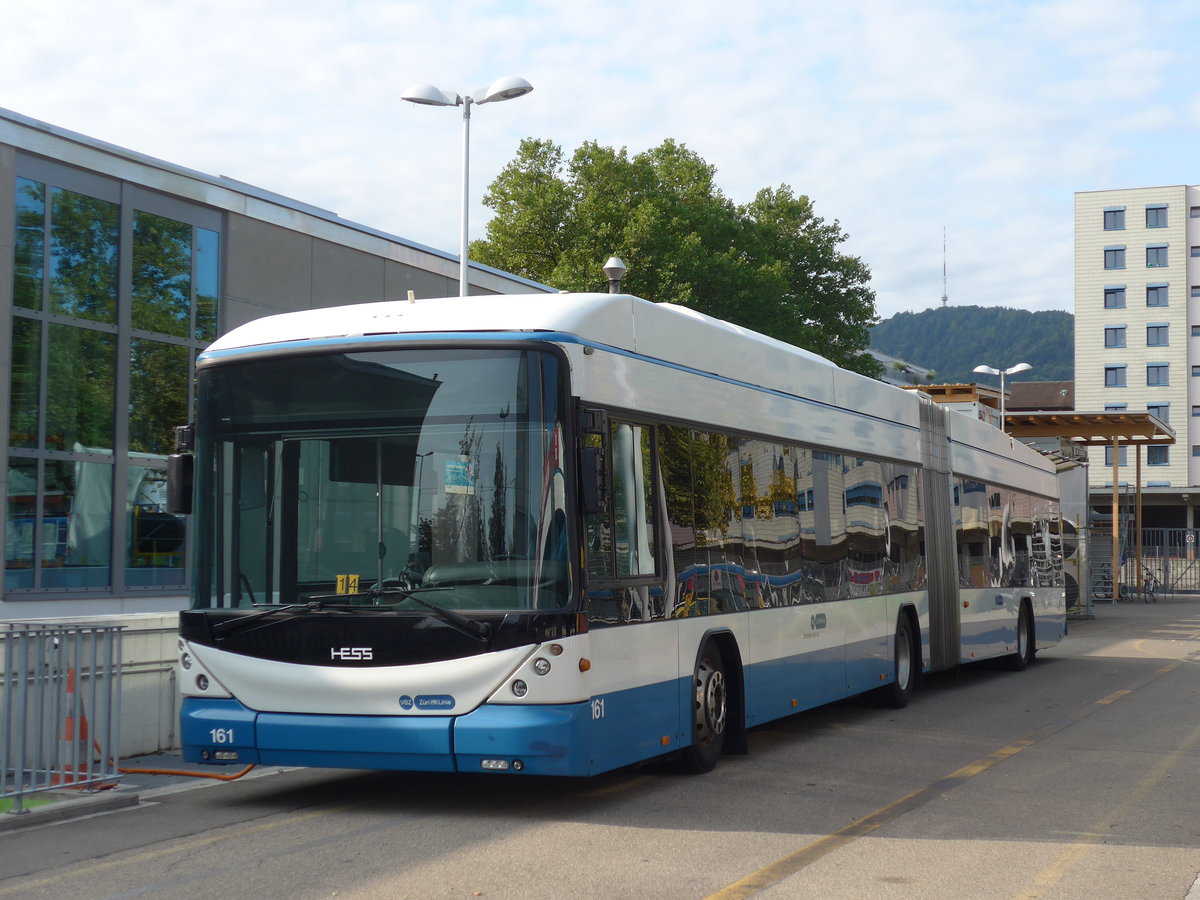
[192,346,570,612]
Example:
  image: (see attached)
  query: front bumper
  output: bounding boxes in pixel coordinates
[181,697,592,775]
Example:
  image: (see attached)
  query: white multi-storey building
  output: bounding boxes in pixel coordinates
[1075,186,1198,527]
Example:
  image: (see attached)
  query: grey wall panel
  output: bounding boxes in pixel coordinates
[312,241,386,307]
[223,296,295,332]
[385,260,456,301]
[225,214,313,311]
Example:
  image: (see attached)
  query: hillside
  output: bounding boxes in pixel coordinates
[870,306,1073,385]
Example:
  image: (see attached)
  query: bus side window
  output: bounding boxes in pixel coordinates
[584,432,613,580]
[585,421,658,583]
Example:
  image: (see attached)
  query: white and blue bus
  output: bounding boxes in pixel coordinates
[174,292,1065,776]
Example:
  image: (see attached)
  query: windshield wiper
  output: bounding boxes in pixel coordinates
[308,585,493,642]
[211,597,390,637]
[211,601,316,635]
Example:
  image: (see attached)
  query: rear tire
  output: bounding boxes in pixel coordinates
[879,615,916,709]
[679,643,727,773]
[1004,604,1035,671]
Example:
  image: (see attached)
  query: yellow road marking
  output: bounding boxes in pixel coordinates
[1013,712,1200,899]
[705,663,1180,900]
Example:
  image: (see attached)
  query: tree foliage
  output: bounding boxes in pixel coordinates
[472,138,881,376]
[870,306,1074,385]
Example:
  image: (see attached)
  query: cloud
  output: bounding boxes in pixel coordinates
[4,0,1199,319]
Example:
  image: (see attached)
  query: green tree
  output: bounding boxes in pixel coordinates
[870,306,1073,384]
[472,138,881,376]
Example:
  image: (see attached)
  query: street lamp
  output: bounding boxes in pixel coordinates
[401,76,534,297]
[972,362,1032,429]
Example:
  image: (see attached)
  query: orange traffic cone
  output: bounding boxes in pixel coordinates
[53,667,90,788]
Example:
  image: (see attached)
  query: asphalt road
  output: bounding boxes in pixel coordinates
[1,596,1198,900]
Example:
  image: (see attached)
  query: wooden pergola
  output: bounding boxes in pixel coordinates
[1005,411,1175,593]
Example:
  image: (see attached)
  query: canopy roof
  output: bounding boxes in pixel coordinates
[1004,411,1174,447]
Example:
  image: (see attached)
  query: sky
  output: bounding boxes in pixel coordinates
[4,0,1199,320]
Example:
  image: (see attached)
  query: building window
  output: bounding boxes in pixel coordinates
[1147,324,1169,346]
[1104,247,1126,269]
[1104,287,1126,308]
[1192,206,1200,218]
[1105,364,1127,387]
[1146,205,1168,228]
[1193,326,1200,337]
[1191,405,1200,417]
[1147,245,1168,267]
[6,169,220,594]
[1192,286,1200,298]
[1193,445,1200,457]
[1147,402,1169,423]
[1104,326,1126,348]
[1192,246,1200,258]
[1105,403,1127,411]
[1105,445,1128,467]
[1104,208,1126,230]
[1146,284,1169,306]
[1147,446,1169,466]
[1147,363,1169,386]
[1194,365,1200,377]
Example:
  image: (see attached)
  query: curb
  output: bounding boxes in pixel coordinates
[0,788,140,833]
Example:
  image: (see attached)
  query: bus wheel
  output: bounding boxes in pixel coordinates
[879,615,915,709]
[1005,604,1035,671]
[680,643,727,773]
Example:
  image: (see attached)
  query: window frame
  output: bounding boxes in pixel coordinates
[1146,362,1170,386]
[6,157,222,598]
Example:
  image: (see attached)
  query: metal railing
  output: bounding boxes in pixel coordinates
[1123,528,1200,594]
[1,623,124,814]
[1085,527,1200,603]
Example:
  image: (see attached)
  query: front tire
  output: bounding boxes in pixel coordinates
[679,643,727,773]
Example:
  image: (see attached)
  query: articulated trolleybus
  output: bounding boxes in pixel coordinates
[174,292,1065,776]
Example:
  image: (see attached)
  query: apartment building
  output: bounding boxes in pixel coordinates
[1075,185,1199,527]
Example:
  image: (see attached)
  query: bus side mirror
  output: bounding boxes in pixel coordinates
[580,447,606,516]
[167,454,193,515]
[166,423,196,515]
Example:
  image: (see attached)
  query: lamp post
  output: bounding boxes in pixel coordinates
[972,362,1032,430]
[401,76,534,297]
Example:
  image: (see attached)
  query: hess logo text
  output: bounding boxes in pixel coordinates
[330,647,373,660]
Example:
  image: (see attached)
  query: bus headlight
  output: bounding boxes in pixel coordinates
[532,657,551,676]
[511,679,528,697]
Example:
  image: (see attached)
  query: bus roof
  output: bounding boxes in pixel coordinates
[203,291,1057,490]
[205,292,837,369]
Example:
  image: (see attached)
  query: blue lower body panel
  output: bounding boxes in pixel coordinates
[180,697,593,775]
[455,703,591,775]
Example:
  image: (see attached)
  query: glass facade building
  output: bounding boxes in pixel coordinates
[1,108,548,618]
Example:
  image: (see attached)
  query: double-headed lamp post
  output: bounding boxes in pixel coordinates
[972,362,1032,430]
[401,76,533,297]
